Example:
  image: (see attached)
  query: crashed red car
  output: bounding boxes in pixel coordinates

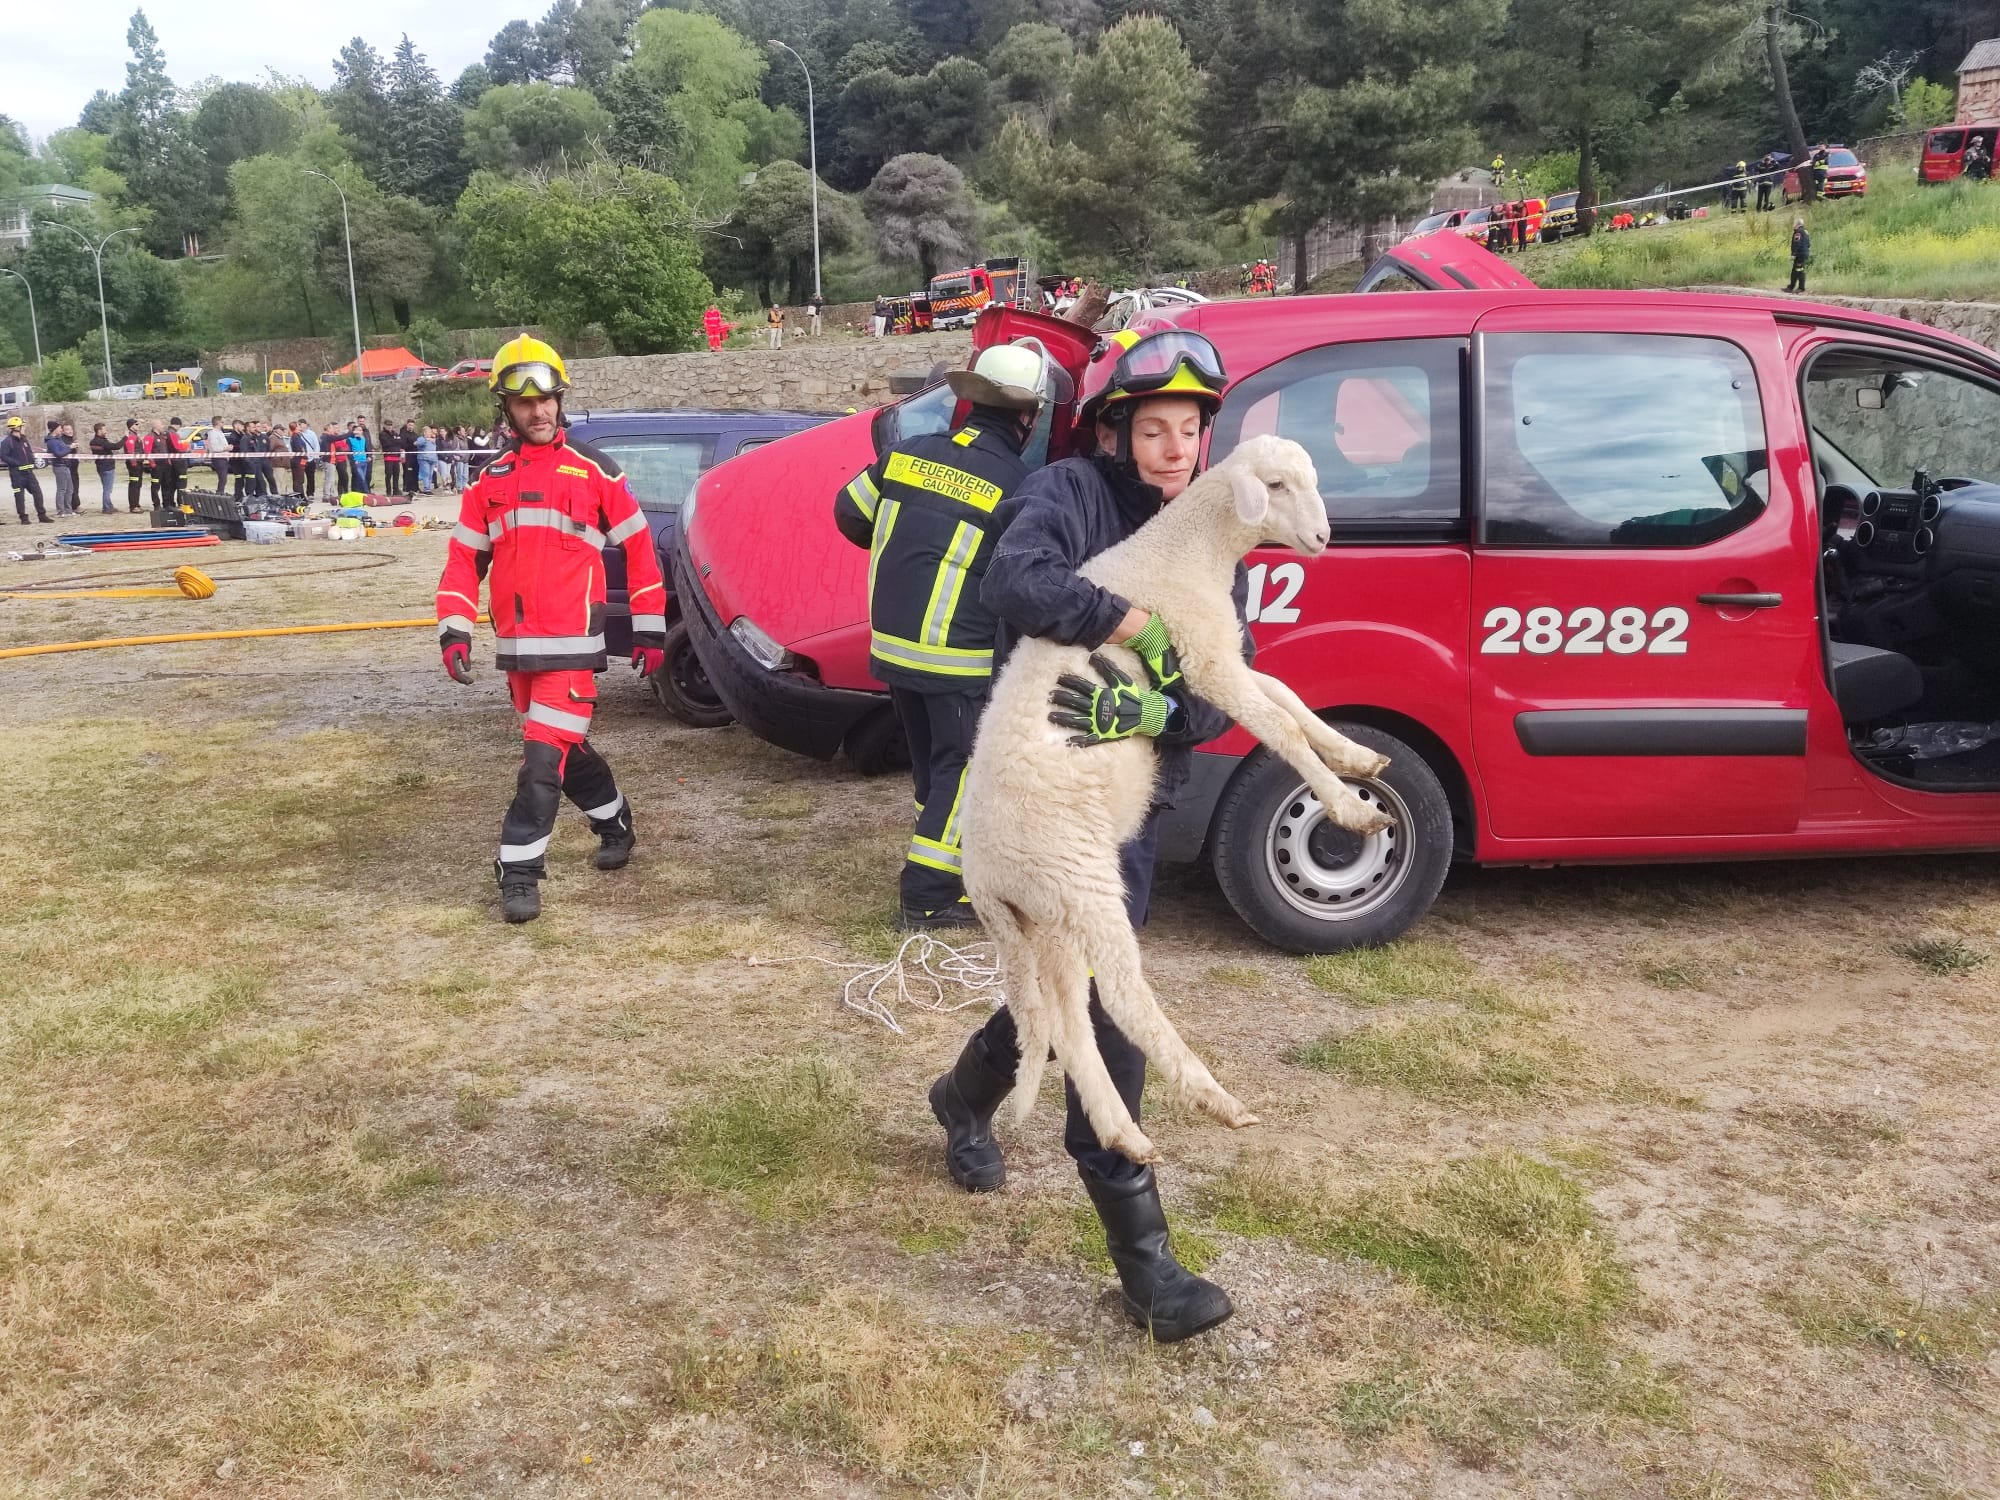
[678,234,2000,952]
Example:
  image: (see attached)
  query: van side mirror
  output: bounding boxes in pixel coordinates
[1854,387,1884,410]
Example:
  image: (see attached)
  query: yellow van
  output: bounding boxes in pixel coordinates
[267,368,300,394]
[143,371,195,399]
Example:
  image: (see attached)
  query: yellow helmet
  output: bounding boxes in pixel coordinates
[490,333,569,397]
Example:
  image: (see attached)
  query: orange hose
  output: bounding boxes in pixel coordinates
[0,615,487,661]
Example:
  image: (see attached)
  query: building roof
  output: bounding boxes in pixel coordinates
[1960,39,2000,74]
[17,184,95,203]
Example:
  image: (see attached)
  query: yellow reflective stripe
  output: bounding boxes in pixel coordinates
[952,427,980,446]
[940,763,970,848]
[907,834,963,873]
[882,452,1003,512]
[867,496,900,615]
[870,632,993,676]
[845,468,880,522]
[920,521,982,647]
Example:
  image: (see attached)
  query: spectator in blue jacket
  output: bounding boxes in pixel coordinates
[46,421,75,516]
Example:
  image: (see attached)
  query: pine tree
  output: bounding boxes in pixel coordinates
[382,36,468,209]
[329,38,391,176]
[106,9,214,254]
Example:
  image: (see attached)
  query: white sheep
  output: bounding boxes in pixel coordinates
[959,434,1391,1166]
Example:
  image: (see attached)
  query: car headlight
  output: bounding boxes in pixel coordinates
[729,615,795,672]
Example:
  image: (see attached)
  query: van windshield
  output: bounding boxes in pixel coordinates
[1931,129,1965,154]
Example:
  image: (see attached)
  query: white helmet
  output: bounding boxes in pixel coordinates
[945,338,1074,412]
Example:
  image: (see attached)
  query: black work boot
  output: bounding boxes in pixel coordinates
[1083,1167,1234,1343]
[495,861,542,924]
[928,1032,1014,1192]
[900,898,980,932]
[593,805,636,871]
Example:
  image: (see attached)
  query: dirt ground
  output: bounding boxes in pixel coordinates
[2,515,1998,1498]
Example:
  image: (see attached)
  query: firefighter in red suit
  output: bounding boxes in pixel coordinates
[435,334,669,923]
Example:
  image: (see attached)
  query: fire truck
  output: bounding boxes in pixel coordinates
[926,258,1031,329]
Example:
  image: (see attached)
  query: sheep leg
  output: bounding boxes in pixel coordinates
[1082,915,1258,1140]
[1194,660,1392,835]
[1253,672,1391,779]
[1043,922,1161,1166]
[980,897,1055,1131]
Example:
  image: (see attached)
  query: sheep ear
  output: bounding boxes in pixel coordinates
[1230,469,1269,526]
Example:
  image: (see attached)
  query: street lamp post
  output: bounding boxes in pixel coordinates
[37,220,139,389]
[0,268,40,366]
[767,39,821,300]
[304,169,366,386]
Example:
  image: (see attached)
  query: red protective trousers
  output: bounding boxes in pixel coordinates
[496,669,626,874]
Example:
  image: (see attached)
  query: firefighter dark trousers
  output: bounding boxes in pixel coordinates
[9,469,45,521]
[496,669,629,876]
[966,818,1159,1185]
[892,685,985,914]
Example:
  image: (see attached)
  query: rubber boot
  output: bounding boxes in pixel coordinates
[593,805,636,871]
[495,861,542,924]
[928,1031,1014,1192]
[1083,1167,1234,1343]
[900,897,979,932]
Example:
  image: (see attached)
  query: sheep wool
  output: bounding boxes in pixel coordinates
[960,435,1392,1166]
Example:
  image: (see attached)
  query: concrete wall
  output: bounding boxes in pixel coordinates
[14,329,975,444]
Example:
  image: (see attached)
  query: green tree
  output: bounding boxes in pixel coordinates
[328,38,391,177]
[1901,76,1956,129]
[485,21,549,86]
[466,84,613,173]
[863,152,976,282]
[105,9,213,254]
[620,9,791,209]
[0,117,30,196]
[192,83,300,206]
[453,63,496,105]
[33,349,92,402]
[533,0,640,91]
[993,15,1204,278]
[719,160,860,303]
[226,151,342,335]
[989,23,1075,117]
[382,36,468,207]
[1204,0,1506,290]
[19,215,182,351]
[459,162,713,353]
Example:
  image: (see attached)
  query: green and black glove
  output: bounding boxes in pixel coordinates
[1049,653,1172,746]
[1125,612,1184,694]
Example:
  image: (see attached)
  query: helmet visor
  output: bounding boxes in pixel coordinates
[494,361,568,397]
[1100,331,1226,399]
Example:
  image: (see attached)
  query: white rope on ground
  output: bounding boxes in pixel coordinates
[747,933,1006,1034]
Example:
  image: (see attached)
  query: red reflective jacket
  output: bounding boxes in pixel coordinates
[435,431,666,673]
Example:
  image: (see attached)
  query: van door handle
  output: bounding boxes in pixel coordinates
[1697,592,1782,609]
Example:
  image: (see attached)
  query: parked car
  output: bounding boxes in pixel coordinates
[1786,147,1867,200]
[1920,124,1998,184]
[1403,208,1469,241]
[1538,191,1582,241]
[445,358,494,382]
[678,234,2000,952]
[1454,205,1497,241]
[1099,286,1211,331]
[566,408,838,725]
[267,368,300,394]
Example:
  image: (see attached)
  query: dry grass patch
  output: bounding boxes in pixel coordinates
[1302,938,1508,1009]
[1774,1270,2000,1390]
[642,1055,875,1221]
[1291,1011,1599,1108]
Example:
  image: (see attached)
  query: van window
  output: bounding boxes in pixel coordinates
[1804,350,2000,488]
[1211,337,1463,536]
[590,435,714,512]
[1931,128,1965,154]
[1481,332,1767,547]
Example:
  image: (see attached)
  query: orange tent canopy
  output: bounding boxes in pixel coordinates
[329,346,430,379]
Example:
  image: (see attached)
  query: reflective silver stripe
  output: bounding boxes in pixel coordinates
[452,522,491,551]
[506,633,606,656]
[632,612,667,633]
[525,701,594,734]
[584,793,624,821]
[499,506,606,549]
[845,471,879,521]
[907,834,963,873]
[498,834,551,863]
[438,613,475,637]
[606,512,647,544]
[921,521,981,646]
[940,763,970,848]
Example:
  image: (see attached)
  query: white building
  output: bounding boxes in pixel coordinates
[0,184,97,251]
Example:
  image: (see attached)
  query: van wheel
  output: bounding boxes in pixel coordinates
[1211,723,1453,954]
[844,705,910,777]
[649,620,733,728]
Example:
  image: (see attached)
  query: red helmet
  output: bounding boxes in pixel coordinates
[1074,328,1228,431]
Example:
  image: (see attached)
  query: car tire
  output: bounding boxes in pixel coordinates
[649,619,733,728]
[1210,722,1453,954]
[843,704,911,777]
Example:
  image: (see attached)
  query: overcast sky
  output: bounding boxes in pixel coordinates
[12,1,533,144]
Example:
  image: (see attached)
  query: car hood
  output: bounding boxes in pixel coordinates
[1361,232,1538,292]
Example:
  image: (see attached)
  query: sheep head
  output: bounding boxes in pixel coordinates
[1213,434,1327,557]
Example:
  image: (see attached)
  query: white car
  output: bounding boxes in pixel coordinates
[1097,285,1211,331]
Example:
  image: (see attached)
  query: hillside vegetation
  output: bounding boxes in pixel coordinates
[1519,172,2000,303]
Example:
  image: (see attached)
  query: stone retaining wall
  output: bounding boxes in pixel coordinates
[1687,287,2000,351]
[14,330,975,446]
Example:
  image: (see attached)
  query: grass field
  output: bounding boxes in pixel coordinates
[3,523,2000,1496]
[1516,171,2000,303]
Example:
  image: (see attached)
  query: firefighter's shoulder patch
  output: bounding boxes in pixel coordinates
[485,460,515,477]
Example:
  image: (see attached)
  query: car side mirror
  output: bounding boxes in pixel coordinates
[1854,387,1884,410]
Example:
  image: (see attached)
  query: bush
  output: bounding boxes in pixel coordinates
[404,314,451,365]
[415,380,498,429]
[32,350,91,402]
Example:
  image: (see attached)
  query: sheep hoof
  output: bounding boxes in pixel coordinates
[1107,1126,1162,1165]
[1364,753,1391,778]
[1197,1090,1259,1129]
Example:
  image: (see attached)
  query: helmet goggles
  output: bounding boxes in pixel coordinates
[1090,330,1226,413]
[494,361,568,398]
